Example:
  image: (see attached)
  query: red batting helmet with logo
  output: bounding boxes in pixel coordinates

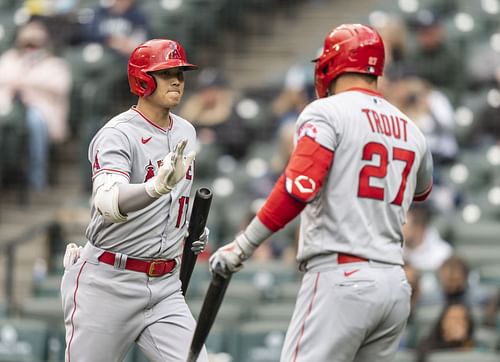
[313,24,385,98]
[128,39,198,97]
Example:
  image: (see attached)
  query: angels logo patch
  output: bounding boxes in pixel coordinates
[93,151,101,171]
[144,161,155,182]
[297,122,318,140]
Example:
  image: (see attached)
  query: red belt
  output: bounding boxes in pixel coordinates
[98,251,176,277]
[338,253,368,264]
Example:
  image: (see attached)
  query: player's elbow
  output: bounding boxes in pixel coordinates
[285,175,321,203]
[94,184,128,223]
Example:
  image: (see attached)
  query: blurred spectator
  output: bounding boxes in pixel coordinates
[408,9,465,105]
[271,64,312,125]
[24,0,77,15]
[246,121,299,262]
[383,74,459,167]
[79,0,152,122]
[23,0,80,48]
[373,15,409,77]
[416,301,475,362]
[251,120,295,199]
[403,203,453,272]
[471,74,500,146]
[421,254,489,308]
[180,68,251,159]
[438,254,470,303]
[0,18,72,189]
[80,0,151,59]
[404,263,422,321]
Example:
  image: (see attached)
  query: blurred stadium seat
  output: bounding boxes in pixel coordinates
[428,350,500,362]
[0,318,49,362]
[229,320,289,362]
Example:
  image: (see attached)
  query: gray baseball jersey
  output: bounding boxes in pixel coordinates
[61,107,208,362]
[280,88,431,362]
[86,107,195,258]
[294,88,432,265]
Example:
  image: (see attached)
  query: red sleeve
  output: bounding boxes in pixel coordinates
[257,136,334,232]
[257,174,306,232]
[413,183,432,202]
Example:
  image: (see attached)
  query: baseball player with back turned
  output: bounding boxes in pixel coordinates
[210,24,433,362]
[60,39,209,362]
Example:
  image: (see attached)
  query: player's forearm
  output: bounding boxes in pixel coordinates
[242,216,274,247]
[117,183,156,214]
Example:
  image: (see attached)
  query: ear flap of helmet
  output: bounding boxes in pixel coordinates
[129,66,156,97]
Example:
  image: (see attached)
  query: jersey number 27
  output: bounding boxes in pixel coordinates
[358,142,415,206]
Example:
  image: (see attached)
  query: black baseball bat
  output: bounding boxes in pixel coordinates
[187,272,232,362]
[180,187,213,296]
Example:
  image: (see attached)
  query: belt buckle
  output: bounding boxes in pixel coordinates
[147,260,165,277]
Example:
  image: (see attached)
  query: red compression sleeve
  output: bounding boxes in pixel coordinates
[257,174,306,232]
[257,136,334,232]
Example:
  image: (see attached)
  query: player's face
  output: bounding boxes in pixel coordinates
[150,68,185,108]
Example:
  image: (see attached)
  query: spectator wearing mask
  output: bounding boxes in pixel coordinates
[0,18,72,189]
[409,9,465,105]
[180,68,251,160]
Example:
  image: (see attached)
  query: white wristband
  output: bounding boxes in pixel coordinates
[145,178,162,198]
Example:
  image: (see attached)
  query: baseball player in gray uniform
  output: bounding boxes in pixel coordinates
[60,39,209,362]
[209,24,433,362]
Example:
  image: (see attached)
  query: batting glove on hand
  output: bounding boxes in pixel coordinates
[146,139,195,198]
[63,243,82,270]
[209,233,257,277]
[188,226,210,255]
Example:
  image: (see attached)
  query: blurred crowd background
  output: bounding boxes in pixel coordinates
[0,0,499,361]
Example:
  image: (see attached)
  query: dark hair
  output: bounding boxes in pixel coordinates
[417,301,475,362]
[439,254,470,278]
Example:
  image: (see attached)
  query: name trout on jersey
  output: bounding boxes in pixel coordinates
[362,108,408,141]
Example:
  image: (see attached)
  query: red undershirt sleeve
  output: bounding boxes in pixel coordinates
[257,136,334,232]
[257,174,306,232]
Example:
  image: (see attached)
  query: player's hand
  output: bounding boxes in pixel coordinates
[146,139,195,198]
[63,243,82,270]
[209,233,256,277]
[188,226,210,255]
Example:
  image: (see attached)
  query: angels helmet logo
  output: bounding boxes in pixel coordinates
[297,122,318,140]
[166,44,182,61]
[144,161,155,182]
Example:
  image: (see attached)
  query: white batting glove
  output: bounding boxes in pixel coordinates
[209,233,257,277]
[63,243,82,270]
[190,227,209,255]
[145,139,195,198]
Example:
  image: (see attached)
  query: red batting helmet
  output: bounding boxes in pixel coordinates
[313,24,385,98]
[128,39,198,97]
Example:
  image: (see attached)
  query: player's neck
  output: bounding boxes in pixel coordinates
[135,99,171,129]
[330,74,378,95]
